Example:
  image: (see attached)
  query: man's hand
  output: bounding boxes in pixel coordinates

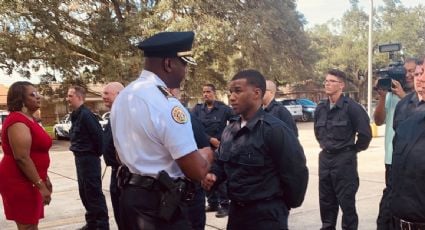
[391,80,406,98]
[375,88,387,99]
[209,137,220,149]
[201,173,217,191]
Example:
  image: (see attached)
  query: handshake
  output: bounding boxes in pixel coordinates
[201,173,217,191]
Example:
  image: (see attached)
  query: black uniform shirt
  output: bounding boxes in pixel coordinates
[70,105,103,155]
[189,112,210,149]
[264,99,298,136]
[393,92,425,130]
[391,112,425,222]
[102,119,120,167]
[314,95,371,152]
[191,101,233,140]
[211,108,308,208]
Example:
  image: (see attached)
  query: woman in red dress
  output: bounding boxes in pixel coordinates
[0,81,52,229]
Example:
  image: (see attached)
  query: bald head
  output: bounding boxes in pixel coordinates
[103,82,124,109]
[263,80,277,107]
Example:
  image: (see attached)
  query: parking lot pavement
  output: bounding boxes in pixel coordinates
[0,122,386,230]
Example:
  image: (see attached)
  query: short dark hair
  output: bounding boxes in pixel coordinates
[7,81,34,112]
[203,84,216,92]
[232,69,266,97]
[405,57,418,64]
[69,85,86,100]
[327,69,347,82]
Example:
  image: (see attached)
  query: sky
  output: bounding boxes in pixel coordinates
[1,0,423,87]
[297,0,422,28]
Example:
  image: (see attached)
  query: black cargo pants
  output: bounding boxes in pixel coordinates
[319,149,359,230]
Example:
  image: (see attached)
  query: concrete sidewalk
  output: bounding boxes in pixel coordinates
[0,122,386,229]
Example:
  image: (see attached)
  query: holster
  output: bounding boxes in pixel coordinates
[157,170,188,221]
[116,165,131,189]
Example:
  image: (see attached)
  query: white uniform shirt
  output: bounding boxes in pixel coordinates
[110,70,197,178]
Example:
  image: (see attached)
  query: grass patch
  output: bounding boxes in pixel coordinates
[44,126,54,138]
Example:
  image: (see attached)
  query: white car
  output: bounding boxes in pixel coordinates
[279,99,303,121]
[53,113,107,140]
[0,110,10,144]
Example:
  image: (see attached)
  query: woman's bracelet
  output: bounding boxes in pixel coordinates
[33,179,43,188]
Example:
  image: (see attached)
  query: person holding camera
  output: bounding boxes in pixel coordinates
[374,58,417,230]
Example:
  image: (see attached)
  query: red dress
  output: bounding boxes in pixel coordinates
[0,112,52,224]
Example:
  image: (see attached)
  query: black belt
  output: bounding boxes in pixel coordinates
[127,173,159,190]
[396,217,425,230]
[323,146,355,154]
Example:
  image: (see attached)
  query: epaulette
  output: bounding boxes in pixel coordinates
[157,85,174,98]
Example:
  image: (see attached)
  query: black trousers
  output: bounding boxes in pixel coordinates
[206,182,229,207]
[227,199,288,230]
[110,167,122,230]
[377,164,394,230]
[186,185,206,230]
[74,154,109,229]
[119,184,191,230]
[319,150,359,230]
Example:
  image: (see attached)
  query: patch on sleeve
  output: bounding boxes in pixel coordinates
[171,106,188,124]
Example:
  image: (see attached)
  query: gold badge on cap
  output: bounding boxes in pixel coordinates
[171,106,188,124]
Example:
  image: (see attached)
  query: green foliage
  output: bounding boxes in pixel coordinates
[0,0,316,98]
[307,1,425,102]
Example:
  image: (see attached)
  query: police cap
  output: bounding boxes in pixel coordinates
[138,31,196,65]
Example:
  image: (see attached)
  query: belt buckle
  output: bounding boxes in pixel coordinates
[400,219,423,230]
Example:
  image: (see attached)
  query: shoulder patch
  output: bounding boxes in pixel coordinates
[157,85,174,98]
[171,106,188,124]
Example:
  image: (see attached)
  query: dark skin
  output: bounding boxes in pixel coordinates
[202,78,264,190]
[8,85,52,230]
[144,57,213,182]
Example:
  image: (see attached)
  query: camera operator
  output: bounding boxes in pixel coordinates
[374,57,417,230]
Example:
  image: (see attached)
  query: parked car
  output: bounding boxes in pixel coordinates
[53,113,107,140]
[296,98,317,122]
[0,110,10,144]
[279,99,303,121]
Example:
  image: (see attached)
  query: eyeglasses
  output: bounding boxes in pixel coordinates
[323,79,341,84]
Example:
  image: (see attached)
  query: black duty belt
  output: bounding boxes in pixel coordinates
[396,217,425,230]
[127,173,159,190]
[323,146,356,154]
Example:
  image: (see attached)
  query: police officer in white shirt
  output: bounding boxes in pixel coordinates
[110,31,213,230]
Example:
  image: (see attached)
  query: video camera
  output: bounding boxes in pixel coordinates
[375,43,406,92]
[375,62,406,91]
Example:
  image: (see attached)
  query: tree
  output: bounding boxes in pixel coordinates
[0,0,317,98]
[307,0,425,103]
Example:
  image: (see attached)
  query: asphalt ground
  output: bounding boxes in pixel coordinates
[0,122,387,229]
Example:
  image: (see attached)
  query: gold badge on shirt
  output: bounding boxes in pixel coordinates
[171,106,188,124]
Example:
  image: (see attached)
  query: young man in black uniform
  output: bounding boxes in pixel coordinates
[67,85,109,230]
[202,69,308,230]
[191,84,233,217]
[314,69,372,230]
